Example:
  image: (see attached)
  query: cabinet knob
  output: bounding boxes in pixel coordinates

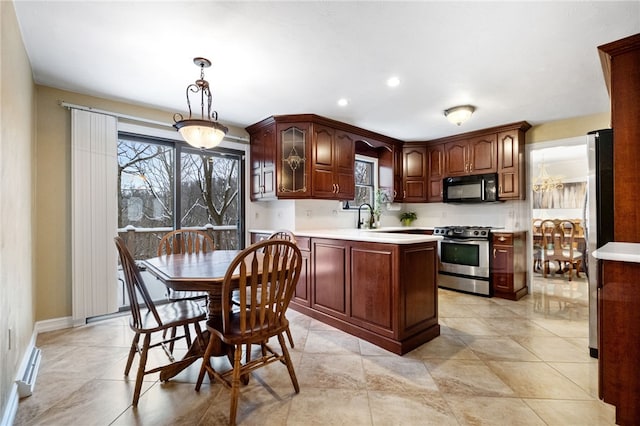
[499,236,506,242]
[493,248,496,258]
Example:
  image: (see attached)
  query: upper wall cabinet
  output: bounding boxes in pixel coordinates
[415,121,531,202]
[312,126,355,200]
[247,114,403,201]
[444,134,496,176]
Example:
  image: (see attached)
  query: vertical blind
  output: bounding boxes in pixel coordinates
[71,109,118,322]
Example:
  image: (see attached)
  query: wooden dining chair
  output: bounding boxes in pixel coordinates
[232,229,297,348]
[157,229,214,351]
[551,220,583,281]
[195,239,302,426]
[157,229,215,302]
[114,236,206,405]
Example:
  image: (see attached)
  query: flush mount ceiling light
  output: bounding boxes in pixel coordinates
[444,105,475,126]
[173,57,228,150]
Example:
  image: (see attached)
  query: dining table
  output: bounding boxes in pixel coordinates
[143,250,241,381]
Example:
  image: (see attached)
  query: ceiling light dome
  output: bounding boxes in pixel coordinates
[173,57,229,149]
[444,105,475,126]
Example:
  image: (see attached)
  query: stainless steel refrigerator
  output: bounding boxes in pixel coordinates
[584,128,614,358]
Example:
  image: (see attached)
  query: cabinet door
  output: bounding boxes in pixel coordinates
[334,130,355,200]
[312,125,337,198]
[491,244,513,293]
[312,239,348,319]
[427,144,444,202]
[350,242,394,332]
[468,134,497,174]
[403,145,428,202]
[249,126,276,200]
[444,140,468,176]
[497,130,522,199]
[277,122,311,198]
[393,145,404,202]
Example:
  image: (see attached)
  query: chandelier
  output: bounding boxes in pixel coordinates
[532,163,564,192]
[173,57,228,150]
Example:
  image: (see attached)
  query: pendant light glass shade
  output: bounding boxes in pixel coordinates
[175,119,227,150]
[174,57,228,149]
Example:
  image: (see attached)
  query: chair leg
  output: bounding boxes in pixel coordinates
[285,327,295,348]
[195,331,216,391]
[133,333,151,405]
[229,345,244,426]
[125,333,140,376]
[277,333,299,393]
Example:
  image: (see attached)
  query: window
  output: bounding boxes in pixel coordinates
[345,154,378,209]
[117,132,245,305]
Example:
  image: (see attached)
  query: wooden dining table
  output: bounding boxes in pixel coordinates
[144,250,241,381]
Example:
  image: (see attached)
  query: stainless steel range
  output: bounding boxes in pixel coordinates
[433,226,492,296]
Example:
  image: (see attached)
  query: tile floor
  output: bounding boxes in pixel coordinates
[15,274,616,425]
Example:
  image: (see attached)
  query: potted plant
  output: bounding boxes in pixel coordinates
[399,211,417,226]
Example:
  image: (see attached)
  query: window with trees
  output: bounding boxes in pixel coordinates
[117,133,244,262]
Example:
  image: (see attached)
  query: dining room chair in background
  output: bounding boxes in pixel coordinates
[195,238,303,425]
[114,236,206,405]
[157,229,214,350]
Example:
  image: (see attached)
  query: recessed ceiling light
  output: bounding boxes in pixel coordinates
[386,76,400,87]
[337,98,349,107]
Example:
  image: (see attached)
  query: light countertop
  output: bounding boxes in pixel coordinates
[592,242,640,263]
[250,228,441,244]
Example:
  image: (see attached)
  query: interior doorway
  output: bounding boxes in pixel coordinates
[526,136,589,318]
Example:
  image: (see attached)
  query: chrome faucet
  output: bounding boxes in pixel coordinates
[357,203,374,229]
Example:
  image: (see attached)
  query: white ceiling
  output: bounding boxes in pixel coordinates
[12,1,640,141]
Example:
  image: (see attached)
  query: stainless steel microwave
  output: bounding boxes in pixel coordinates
[443,173,499,203]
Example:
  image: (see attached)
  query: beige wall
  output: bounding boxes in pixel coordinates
[1,0,36,417]
[35,86,247,321]
[527,112,610,144]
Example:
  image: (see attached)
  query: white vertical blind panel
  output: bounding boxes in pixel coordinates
[71,109,118,322]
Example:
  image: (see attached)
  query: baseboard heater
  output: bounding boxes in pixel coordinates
[16,346,42,398]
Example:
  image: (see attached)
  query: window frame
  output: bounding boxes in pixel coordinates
[343,154,378,210]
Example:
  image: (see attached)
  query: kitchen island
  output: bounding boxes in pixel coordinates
[250,229,441,355]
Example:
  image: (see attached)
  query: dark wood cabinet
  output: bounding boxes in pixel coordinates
[402,144,428,202]
[427,144,444,202]
[393,145,404,202]
[491,232,527,300]
[312,126,355,200]
[596,33,640,425]
[311,238,349,319]
[293,236,311,307]
[423,122,530,200]
[249,125,276,200]
[444,134,496,176]
[290,237,440,354]
[497,128,527,200]
[248,114,402,202]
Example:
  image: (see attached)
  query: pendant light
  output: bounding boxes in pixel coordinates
[173,57,228,149]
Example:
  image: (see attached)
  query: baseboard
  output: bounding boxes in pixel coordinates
[1,316,74,425]
[0,384,18,426]
[34,316,74,333]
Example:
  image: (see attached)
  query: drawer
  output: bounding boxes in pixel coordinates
[492,233,513,245]
[295,236,311,251]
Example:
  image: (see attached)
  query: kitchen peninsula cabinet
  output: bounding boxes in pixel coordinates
[288,231,440,355]
[490,231,527,300]
[247,114,403,202]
